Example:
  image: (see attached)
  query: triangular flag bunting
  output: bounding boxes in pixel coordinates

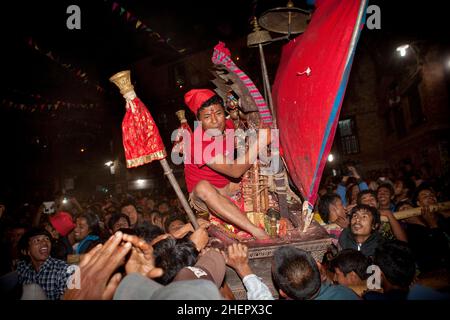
[126,12,132,20]
[119,8,125,16]
[136,20,142,29]
[112,2,119,11]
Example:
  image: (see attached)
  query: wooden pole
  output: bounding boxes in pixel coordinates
[380,201,450,222]
[160,158,199,229]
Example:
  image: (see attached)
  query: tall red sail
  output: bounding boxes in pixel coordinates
[272,0,367,204]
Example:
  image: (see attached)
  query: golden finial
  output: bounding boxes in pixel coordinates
[109,70,135,96]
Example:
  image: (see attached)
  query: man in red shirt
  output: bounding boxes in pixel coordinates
[183,89,270,240]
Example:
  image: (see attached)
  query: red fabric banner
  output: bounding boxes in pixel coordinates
[272,0,366,204]
[122,97,166,168]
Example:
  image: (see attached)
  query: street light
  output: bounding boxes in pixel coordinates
[104,161,113,167]
[327,153,334,162]
[396,44,410,57]
[396,43,423,68]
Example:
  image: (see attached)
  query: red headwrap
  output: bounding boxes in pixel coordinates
[49,211,75,237]
[184,89,216,115]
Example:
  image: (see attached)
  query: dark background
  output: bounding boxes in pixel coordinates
[0,0,448,206]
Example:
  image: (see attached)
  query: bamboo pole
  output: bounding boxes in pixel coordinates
[380,201,450,222]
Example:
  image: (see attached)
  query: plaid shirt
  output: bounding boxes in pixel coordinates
[17,257,72,300]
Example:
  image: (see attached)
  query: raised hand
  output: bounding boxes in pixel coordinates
[222,243,253,279]
[63,231,131,300]
[348,166,360,179]
[189,224,210,252]
[421,206,439,228]
[122,234,164,279]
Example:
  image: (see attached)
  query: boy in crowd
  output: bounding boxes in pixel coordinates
[318,193,350,240]
[338,205,383,257]
[272,246,359,300]
[357,190,408,242]
[329,249,370,296]
[17,228,73,300]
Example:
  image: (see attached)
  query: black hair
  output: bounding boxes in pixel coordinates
[121,200,137,210]
[318,193,341,224]
[412,183,435,207]
[164,212,188,232]
[329,249,370,280]
[18,228,52,261]
[349,204,381,230]
[153,237,198,285]
[377,183,395,197]
[196,95,224,118]
[272,246,321,300]
[356,190,378,206]
[76,211,101,236]
[394,200,414,212]
[345,182,358,205]
[374,240,416,289]
[134,221,165,243]
[108,213,131,231]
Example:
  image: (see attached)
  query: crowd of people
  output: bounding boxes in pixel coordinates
[0,158,448,301]
[316,161,450,298]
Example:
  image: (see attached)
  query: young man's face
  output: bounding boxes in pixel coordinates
[394,180,404,196]
[198,104,226,136]
[417,189,437,207]
[377,187,392,207]
[167,219,185,234]
[44,222,60,239]
[333,268,361,287]
[350,185,360,204]
[74,217,90,241]
[351,209,374,237]
[27,234,51,263]
[360,193,378,209]
[328,198,348,226]
[10,227,26,247]
[121,205,138,225]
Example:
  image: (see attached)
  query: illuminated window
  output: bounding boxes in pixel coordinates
[338,117,360,155]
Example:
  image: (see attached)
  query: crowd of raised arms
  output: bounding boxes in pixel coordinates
[0,159,449,300]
